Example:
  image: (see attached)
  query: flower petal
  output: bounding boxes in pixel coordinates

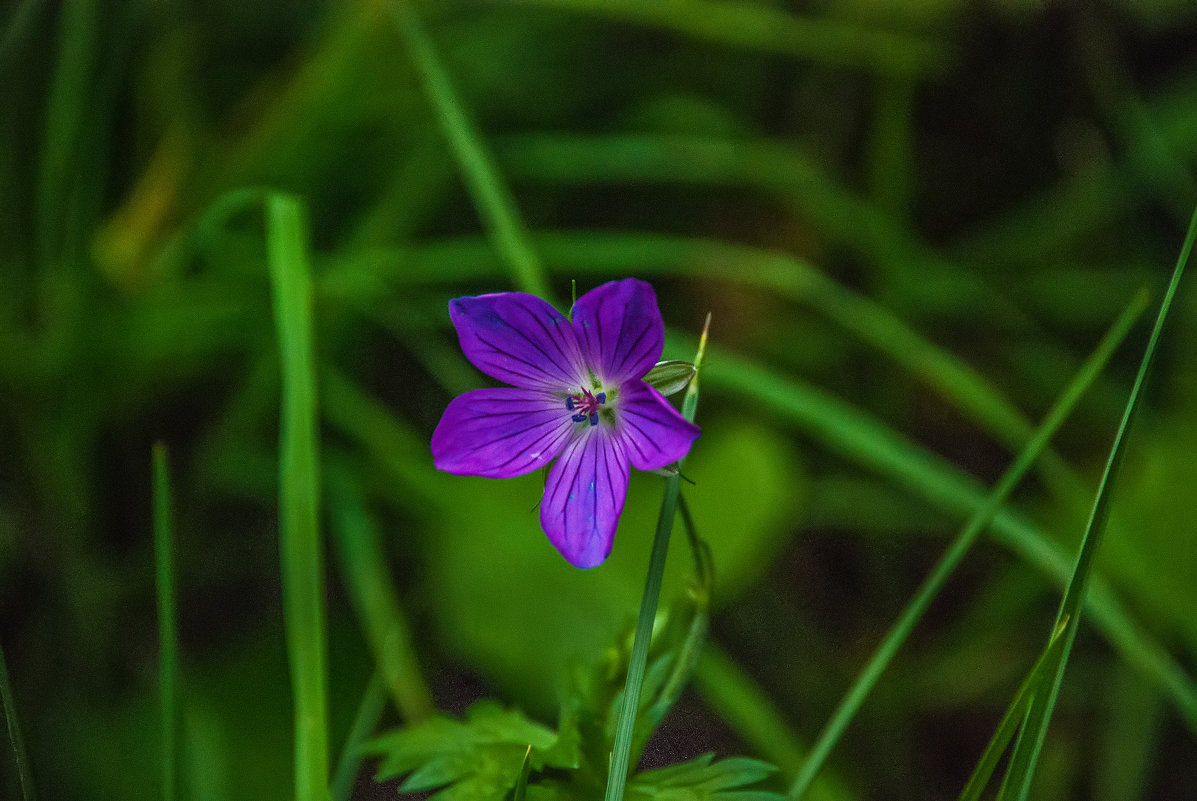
[540,429,630,568]
[432,388,573,478]
[614,380,701,471]
[450,292,584,390]
[571,279,664,385]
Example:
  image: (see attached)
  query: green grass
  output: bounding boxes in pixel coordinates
[267,194,329,801]
[996,205,1197,801]
[152,443,179,801]
[3,3,1197,800]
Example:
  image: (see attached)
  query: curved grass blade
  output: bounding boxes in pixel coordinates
[386,0,551,299]
[153,443,180,801]
[688,339,1197,735]
[266,193,329,801]
[998,205,1197,801]
[786,290,1146,799]
[508,0,948,76]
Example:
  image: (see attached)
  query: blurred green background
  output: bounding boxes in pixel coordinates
[2,0,1197,799]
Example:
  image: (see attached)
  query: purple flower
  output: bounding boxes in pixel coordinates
[431,278,701,568]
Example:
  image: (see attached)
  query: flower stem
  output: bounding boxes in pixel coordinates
[605,312,709,801]
[605,473,680,801]
[153,443,179,801]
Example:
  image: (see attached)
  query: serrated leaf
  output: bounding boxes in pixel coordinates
[627,753,783,800]
[366,702,561,800]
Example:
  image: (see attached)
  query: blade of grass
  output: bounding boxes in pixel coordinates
[606,476,680,801]
[330,673,388,801]
[35,0,100,270]
[325,459,435,722]
[957,618,1070,801]
[693,645,849,801]
[999,205,1197,801]
[511,0,948,76]
[787,290,1146,799]
[686,337,1197,735]
[606,316,708,801]
[153,442,180,801]
[266,193,329,801]
[385,0,552,299]
[496,135,939,282]
[0,638,34,801]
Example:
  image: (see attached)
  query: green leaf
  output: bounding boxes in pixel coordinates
[366,702,561,800]
[643,360,697,397]
[628,753,784,800]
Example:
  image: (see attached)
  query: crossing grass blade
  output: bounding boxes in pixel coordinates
[153,443,180,801]
[508,0,948,76]
[996,205,1197,801]
[386,0,552,300]
[957,618,1070,801]
[687,337,1197,735]
[266,192,330,801]
[786,290,1146,799]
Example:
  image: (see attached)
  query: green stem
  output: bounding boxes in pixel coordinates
[605,314,708,800]
[153,443,179,801]
[605,474,681,801]
[330,673,388,801]
[267,193,329,801]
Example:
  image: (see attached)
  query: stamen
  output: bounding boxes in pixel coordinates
[565,387,607,427]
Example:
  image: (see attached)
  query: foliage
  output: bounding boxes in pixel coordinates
[2,1,1197,800]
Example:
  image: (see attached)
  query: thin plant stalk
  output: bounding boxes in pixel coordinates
[999,204,1197,801]
[787,290,1147,798]
[153,442,180,801]
[330,673,388,801]
[267,193,330,801]
[957,618,1070,801]
[605,315,709,801]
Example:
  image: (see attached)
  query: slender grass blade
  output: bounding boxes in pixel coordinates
[999,205,1197,801]
[267,193,330,801]
[153,442,180,801]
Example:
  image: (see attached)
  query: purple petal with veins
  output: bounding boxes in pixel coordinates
[540,429,630,568]
[431,278,700,568]
[614,380,702,471]
[450,291,585,391]
[431,388,573,478]
[571,278,664,385]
